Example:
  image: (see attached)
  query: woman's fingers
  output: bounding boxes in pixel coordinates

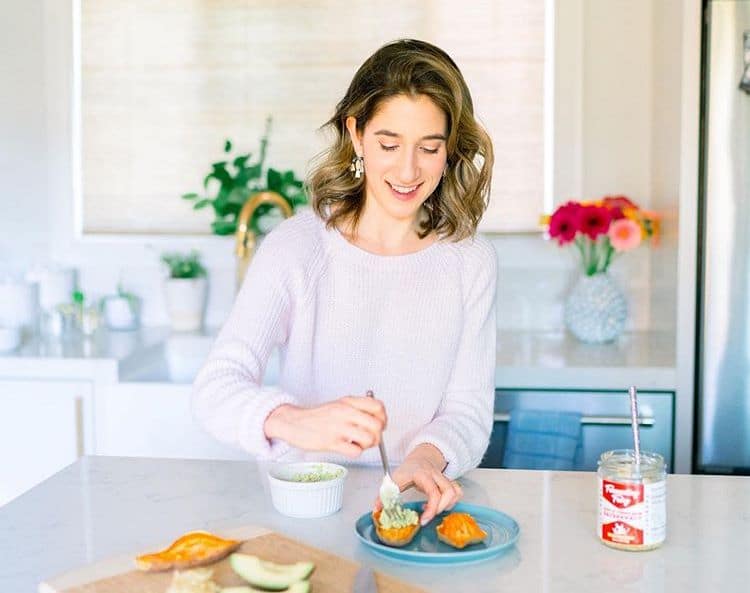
[332,438,364,459]
[342,396,388,427]
[333,397,386,448]
[415,474,442,525]
[416,473,463,525]
[348,411,385,445]
[434,474,461,514]
[344,423,378,449]
[267,396,387,457]
[447,480,463,510]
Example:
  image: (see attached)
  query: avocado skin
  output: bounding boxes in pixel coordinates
[229,553,314,591]
[222,584,310,593]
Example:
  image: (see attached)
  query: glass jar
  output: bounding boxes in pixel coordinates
[78,304,100,336]
[597,449,666,551]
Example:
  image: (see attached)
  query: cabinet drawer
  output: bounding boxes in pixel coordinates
[481,389,674,471]
[0,379,93,506]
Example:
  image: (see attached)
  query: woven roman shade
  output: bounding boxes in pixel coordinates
[80,1,545,234]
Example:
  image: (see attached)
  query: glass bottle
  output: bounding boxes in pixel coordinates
[597,449,666,551]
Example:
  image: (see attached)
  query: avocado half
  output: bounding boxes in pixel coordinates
[229,553,314,592]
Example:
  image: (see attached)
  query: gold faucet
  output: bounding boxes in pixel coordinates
[235,191,293,288]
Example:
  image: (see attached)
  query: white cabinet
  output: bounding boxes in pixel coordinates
[96,383,246,460]
[0,379,93,506]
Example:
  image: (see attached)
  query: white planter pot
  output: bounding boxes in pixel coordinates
[164,276,207,332]
[102,296,140,331]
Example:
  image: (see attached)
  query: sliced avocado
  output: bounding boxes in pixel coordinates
[287,581,311,593]
[230,553,315,591]
[221,580,311,593]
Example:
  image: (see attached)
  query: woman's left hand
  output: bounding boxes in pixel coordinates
[375,443,463,526]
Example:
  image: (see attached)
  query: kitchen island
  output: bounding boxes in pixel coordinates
[1,456,747,592]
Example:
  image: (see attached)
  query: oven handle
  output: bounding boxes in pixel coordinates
[492,413,655,426]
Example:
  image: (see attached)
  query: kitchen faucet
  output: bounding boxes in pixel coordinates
[234,191,293,289]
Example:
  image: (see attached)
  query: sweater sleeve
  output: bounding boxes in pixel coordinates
[406,238,497,479]
[191,226,302,460]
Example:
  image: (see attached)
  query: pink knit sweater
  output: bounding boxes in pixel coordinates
[192,209,497,478]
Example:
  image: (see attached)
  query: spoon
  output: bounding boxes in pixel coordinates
[629,385,642,472]
[366,390,400,507]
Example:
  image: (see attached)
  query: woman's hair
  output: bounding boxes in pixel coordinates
[307,39,494,241]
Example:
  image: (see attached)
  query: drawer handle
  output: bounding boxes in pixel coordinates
[492,413,655,426]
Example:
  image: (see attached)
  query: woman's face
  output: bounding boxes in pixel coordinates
[346,94,448,227]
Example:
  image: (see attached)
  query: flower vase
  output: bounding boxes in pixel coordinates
[564,272,627,343]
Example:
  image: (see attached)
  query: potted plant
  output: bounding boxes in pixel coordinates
[541,196,661,343]
[160,250,207,332]
[100,284,141,331]
[181,117,308,236]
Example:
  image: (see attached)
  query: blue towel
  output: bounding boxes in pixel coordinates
[502,409,583,470]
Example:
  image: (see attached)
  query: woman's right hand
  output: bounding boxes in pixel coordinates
[263,396,387,458]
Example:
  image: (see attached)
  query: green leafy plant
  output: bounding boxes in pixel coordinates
[115,283,139,306]
[99,282,140,310]
[99,283,140,311]
[160,251,207,279]
[181,117,307,235]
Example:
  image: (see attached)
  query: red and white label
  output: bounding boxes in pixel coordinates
[602,480,643,508]
[598,478,666,547]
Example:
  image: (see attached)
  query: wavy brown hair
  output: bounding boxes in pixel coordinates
[307,39,494,241]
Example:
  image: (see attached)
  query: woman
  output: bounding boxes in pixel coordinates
[193,39,496,526]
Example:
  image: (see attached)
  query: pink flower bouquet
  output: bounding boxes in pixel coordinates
[541,196,660,276]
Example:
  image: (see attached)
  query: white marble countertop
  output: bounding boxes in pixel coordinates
[0,328,677,391]
[496,330,676,390]
[0,327,170,380]
[2,456,746,593]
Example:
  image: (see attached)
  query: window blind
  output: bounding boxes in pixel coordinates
[80,1,545,234]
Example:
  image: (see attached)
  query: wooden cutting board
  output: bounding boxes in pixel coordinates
[39,526,426,593]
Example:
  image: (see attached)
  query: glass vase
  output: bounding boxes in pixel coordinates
[564,272,627,343]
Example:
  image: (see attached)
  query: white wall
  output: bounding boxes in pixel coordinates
[0,1,52,271]
[1,0,684,333]
[650,0,685,333]
[492,0,678,333]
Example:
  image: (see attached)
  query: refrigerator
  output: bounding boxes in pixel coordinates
[696,0,750,474]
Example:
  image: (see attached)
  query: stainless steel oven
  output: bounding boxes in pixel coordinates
[481,389,675,471]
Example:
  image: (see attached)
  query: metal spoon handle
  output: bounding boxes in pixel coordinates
[366,389,391,475]
[629,385,642,466]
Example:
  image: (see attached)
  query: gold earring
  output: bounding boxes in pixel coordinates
[350,155,364,179]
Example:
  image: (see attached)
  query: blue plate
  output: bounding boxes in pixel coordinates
[354,501,520,564]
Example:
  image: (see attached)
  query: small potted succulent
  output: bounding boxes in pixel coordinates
[100,284,141,331]
[160,250,207,332]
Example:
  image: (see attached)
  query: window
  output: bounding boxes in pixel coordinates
[80,1,546,234]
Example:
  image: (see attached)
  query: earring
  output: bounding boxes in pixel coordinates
[350,155,364,179]
[442,167,448,179]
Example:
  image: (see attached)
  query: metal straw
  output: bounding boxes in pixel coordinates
[366,389,390,475]
[628,385,642,467]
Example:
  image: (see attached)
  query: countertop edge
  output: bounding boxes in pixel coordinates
[495,366,677,391]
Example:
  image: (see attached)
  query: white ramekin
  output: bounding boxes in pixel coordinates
[267,462,348,518]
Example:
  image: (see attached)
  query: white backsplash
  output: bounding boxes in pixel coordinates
[489,234,655,331]
[38,232,665,334]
